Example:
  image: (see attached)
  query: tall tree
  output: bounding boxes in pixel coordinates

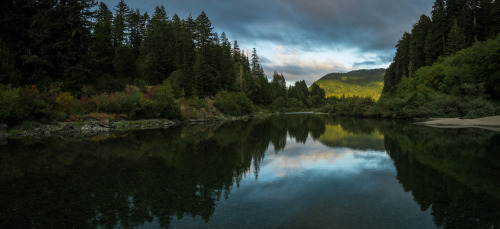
[219,32,235,90]
[127,9,147,57]
[140,5,171,85]
[53,0,97,91]
[425,0,447,65]
[382,63,397,94]
[409,15,432,76]
[112,0,129,47]
[271,71,287,99]
[446,19,467,55]
[490,0,500,36]
[194,11,214,55]
[394,32,412,79]
[251,48,263,76]
[91,2,114,78]
[475,0,493,41]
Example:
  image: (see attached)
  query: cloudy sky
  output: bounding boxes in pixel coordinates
[103,0,434,84]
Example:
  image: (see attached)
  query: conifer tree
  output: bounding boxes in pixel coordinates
[91,2,114,77]
[127,9,147,57]
[409,15,432,76]
[140,6,171,84]
[112,0,130,47]
[426,0,447,64]
[491,0,500,36]
[219,32,235,90]
[271,71,287,99]
[394,32,412,79]
[446,19,467,55]
[195,11,214,54]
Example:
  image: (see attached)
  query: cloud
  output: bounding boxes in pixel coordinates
[102,0,435,82]
[261,45,350,84]
[352,54,394,68]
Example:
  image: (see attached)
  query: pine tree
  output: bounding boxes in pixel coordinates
[409,14,432,76]
[91,2,114,77]
[426,0,447,64]
[271,71,287,99]
[232,40,241,61]
[476,0,493,41]
[251,48,260,76]
[394,32,412,79]
[382,63,397,94]
[112,0,130,47]
[54,0,97,91]
[219,32,235,90]
[195,11,214,54]
[140,6,172,85]
[490,0,500,36]
[127,9,147,57]
[446,19,467,55]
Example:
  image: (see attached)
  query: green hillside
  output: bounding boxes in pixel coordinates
[315,69,386,101]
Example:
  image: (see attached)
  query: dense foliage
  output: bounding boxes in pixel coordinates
[0,0,326,125]
[384,0,500,93]
[375,0,500,119]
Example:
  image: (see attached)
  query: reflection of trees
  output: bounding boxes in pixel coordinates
[2,116,499,228]
[0,114,330,228]
[384,125,500,228]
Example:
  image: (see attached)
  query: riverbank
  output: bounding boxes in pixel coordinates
[414,116,500,131]
[0,113,266,138]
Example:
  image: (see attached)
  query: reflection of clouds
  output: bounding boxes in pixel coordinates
[258,136,390,181]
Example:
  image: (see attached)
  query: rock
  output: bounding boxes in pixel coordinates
[0,123,7,130]
[61,123,79,133]
[98,119,115,129]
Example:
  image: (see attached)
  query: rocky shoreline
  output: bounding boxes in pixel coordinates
[0,114,262,138]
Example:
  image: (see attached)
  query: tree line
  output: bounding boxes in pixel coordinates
[383,0,500,94]
[0,0,326,124]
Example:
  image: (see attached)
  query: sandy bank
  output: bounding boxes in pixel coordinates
[414,116,500,131]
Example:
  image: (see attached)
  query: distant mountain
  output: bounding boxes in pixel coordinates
[315,68,386,100]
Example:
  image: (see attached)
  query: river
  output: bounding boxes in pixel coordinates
[1,114,499,228]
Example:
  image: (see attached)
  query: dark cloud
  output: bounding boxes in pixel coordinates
[352,53,395,68]
[103,0,434,53]
[102,0,435,82]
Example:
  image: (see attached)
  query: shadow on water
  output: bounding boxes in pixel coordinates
[0,114,499,228]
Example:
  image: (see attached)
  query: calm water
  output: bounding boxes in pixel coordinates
[1,115,499,228]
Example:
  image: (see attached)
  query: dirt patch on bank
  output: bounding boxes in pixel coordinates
[414,116,500,131]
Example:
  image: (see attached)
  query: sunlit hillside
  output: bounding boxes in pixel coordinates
[315,69,386,101]
[318,124,385,151]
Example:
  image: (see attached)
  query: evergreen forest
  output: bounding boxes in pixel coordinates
[376,0,500,119]
[0,0,326,126]
[1,0,500,127]
[323,0,500,118]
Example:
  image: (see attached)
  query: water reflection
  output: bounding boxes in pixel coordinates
[0,115,499,228]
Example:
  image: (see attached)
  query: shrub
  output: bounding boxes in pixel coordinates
[214,91,254,116]
[154,83,181,119]
[0,85,52,124]
[55,92,75,114]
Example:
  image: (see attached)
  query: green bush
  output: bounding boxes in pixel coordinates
[214,91,254,116]
[154,83,181,119]
[375,92,499,119]
[0,85,52,125]
[329,97,375,117]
